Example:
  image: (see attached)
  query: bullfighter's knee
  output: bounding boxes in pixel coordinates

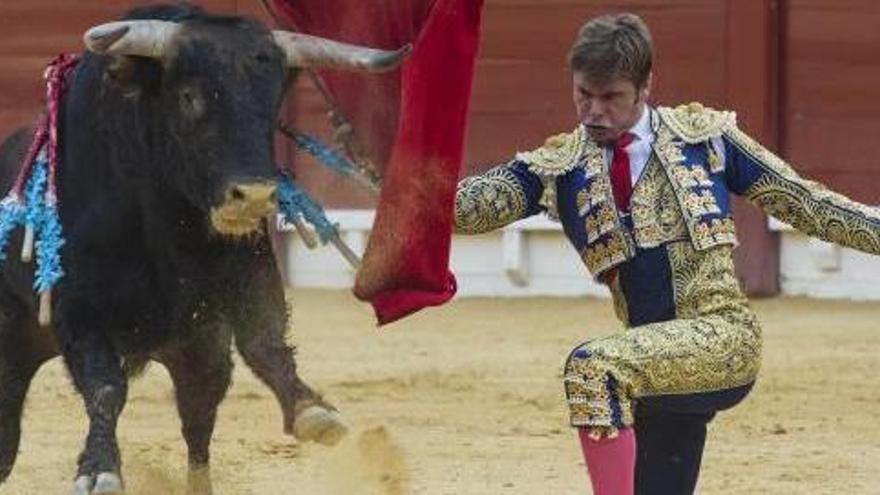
[562,341,635,436]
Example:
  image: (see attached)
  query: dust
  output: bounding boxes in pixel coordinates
[288,425,410,495]
[122,459,183,495]
[4,291,880,494]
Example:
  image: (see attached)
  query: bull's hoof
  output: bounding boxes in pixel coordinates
[292,405,348,446]
[93,473,124,494]
[72,475,93,495]
[72,472,124,495]
[187,465,213,495]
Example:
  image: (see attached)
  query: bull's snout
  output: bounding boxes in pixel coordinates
[210,181,278,236]
[227,182,278,211]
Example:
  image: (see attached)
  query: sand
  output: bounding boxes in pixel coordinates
[3,290,879,494]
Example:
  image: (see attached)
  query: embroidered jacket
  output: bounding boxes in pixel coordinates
[455,102,880,330]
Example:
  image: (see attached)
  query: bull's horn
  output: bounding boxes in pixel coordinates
[83,20,182,58]
[272,31,411,73]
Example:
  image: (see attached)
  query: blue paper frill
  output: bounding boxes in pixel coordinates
[0,196,26,261]
[277,173,337,245]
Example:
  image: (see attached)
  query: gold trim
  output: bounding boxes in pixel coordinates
[577,137,636,277]
[654,123,739,250]
[726,125,880,255]
[516,125,587,176]
[657,102,737,144]
[454,165,529,234]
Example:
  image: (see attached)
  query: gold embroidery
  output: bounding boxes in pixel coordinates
[708,144,724,173]
[580,230,634,276]
[655,124,738,250]
[693,218,738,248]
[608,275,629,325]
[572,137,636,277]
[585,204,617,243]
[657,102,737,144]
[668,243,749,316]
[671,163,712,188]
[538,177,560,221]
[691,166,713,187]
[683,189,722,216]
[725,125,880,255]
[516,125,587,176]
[577,180,610,215]
[454,166,528,234]
[630,157,689,248]
[582,138,605,178]
[576,189,589,214]
[564,243,761,432]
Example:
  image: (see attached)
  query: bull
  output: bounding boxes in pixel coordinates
[0,4,407,494]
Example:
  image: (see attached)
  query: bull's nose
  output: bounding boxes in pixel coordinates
[227,182,278,206]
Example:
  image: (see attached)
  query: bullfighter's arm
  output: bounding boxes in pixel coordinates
[722,123,880,255]
[454,159,546,234]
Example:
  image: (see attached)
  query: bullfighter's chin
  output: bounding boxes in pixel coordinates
[209,210,264,237]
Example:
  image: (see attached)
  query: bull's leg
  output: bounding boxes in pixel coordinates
[0,297,56,484]
[60,330,127,495]
[0,363,32,484]
[158,330,233,495]
[229,242,347,446]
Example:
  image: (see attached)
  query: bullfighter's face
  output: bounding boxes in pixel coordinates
[572,70,651,145]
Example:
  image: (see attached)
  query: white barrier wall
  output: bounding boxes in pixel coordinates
[280,210,880,301]
[769,218,880,300]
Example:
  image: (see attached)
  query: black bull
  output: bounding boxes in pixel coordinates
[0,4,407,494]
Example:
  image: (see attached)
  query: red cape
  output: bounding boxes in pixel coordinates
[267,0,484,325]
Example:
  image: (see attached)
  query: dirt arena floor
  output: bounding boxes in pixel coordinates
[3,290,879,494]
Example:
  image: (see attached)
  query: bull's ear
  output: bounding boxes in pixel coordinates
[103,56,161,97]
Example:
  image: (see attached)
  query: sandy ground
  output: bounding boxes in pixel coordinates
[3,290,880,494]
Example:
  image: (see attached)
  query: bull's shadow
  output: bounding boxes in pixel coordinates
[0,4,407,494]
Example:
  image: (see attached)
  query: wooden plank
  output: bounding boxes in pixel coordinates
[465,1,727,170]
[0,1,239,140]
[782,0,880,203]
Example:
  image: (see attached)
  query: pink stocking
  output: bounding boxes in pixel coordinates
[578,427,636,495]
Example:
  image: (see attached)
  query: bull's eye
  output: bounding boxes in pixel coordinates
[179,88,205,118]
[255,52,271,63]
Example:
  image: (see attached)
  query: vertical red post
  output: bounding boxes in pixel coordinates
[725,0,782,295]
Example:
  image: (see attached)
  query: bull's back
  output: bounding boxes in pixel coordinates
[0,127,32,194]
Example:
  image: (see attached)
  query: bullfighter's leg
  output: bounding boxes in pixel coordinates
[563,309,761,493]
[633,404,711,494]
[59,328,127,495]
[158,329,233,495]
[0,303,56,484]
[230,240,347,446]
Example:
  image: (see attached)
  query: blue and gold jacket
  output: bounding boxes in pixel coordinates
[455,103,880,329]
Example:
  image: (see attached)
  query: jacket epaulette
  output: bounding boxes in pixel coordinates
[657,102,737,144]
[515,124,587,176]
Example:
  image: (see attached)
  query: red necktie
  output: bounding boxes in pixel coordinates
[610,133,636,212]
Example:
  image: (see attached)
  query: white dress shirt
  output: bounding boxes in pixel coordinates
[603,106,727,185]
[603,105,655,185]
